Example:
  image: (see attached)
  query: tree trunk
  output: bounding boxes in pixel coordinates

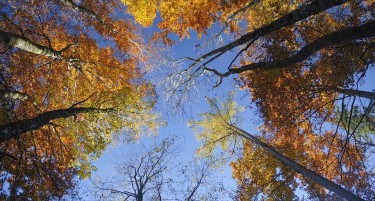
[198,0,348,62]
[0,30,61,58]
[137,191,143,201]
[0,107,112,143]
[232,126,364,201]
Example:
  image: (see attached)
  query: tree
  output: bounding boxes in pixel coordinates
[189,93,373,200]
[88,138,223,201]
[0,0,160,199]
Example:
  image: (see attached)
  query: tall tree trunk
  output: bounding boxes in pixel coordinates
[0,107,112,143]
[0,30,61,58]
[231,125,364,201]
[197,0,348,62]
[336,88,375,101]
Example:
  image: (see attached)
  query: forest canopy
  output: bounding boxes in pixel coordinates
[0,0,374,200]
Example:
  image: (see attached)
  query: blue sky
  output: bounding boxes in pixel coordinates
[75,8,375,200]
[75,16,257,200]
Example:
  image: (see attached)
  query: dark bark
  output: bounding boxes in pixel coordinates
[336,88,375,101]
[232,126,364,201]
[0,107,112,143]
[137,191,143,201]
[197,0,348,63]
[207,21,375,78]
[0,30,61,58]
[186,171,205,201]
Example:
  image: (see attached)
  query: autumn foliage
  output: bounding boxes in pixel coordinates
[0,0,159,199]
[233,1,374,199]
[0,0,374,200]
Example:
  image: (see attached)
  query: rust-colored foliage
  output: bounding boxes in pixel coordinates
[232,1,374,200]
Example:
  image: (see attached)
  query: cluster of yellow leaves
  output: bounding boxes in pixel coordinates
[244,0,301,31]
[189,92,244,162]
[121,0,158,27]
[122,0,254,40]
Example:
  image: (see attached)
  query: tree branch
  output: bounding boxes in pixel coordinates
[195,0,348,64]
[206,21,375,77]
[335,88,375,101]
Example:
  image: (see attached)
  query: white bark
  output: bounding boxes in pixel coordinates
[0,30,61,58]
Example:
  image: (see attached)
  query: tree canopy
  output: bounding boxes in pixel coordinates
[0,0,374,200]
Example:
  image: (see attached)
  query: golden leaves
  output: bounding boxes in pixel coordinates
[157,0,220,38]
[122,0,158,27]
[245,0,300,31]
[122,0,259,40]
